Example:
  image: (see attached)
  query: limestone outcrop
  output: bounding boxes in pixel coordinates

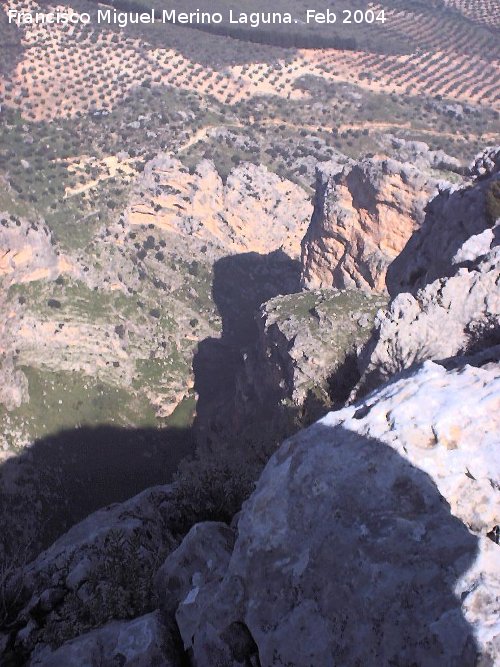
[3,144,499,666]
[386,145,500,295]
[5,485,179,662]
[356,148,499,395]
[127,156,313,259]
[466,145,500,180]
[193,284,386,453]
[236,288,386,419]
[0,214,76,416]
[167,361,500,666]
[0,155,313,451]
[376,135,462,174]
[356,242,500,395]
[300,157,443,293]
[0,214,76,288]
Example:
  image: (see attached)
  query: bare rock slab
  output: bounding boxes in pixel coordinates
[29,612,174,667]
[175,362,499,666]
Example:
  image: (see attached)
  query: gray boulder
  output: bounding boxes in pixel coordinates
[6,485,179,661]
[356,243,500,395]
[29,612,174,667]
[171,361,499,666]
[155,521,235,657]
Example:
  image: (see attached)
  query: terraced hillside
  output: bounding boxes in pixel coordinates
[2,0,499,122]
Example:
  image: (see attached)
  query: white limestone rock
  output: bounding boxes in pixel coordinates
[0,353,29,410]
[155,521,235,654]
[173,361,500,666]
[0,213,76,287]
[378,135,462,174]
[356,245,500,395]
[386,146,499,296]
[466,146,500,180]
[233,289,387,422]
[126,156,312,259]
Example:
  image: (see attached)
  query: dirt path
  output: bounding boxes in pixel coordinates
[64,155,135,199]
[176,123,244,153]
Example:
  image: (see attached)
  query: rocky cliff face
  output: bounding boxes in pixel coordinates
[0,154,316,625]
[235,288,386,420]
[7,358,498,667]
[0,215,77,413]
[300,157,444,293]
[227,147,487,432]
[375,135,463,174]
[0,215,76,288]
[4,484,180,663]
[192,283,387,460]
[2,147,500,666]
[356,239,499,396]
[356,147,500,395]
[0,216,216,452]
[127,156,312,259]
[386,145,500,296]
[0,156,313,455]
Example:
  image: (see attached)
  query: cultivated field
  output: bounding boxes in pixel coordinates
[444,0,500,29]
[1,0,499,123]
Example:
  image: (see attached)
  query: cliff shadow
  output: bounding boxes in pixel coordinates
[0,423,194,561]
[222,423,481,666]
[193,249,301,446]
[0,249,301,563]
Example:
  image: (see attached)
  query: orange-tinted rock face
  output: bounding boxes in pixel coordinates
[387,146,500,296]
[126,157,313,259]
[0,214,77,287]
[300,159,444,293]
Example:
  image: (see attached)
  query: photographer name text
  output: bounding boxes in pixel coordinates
[8,8,387,28]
